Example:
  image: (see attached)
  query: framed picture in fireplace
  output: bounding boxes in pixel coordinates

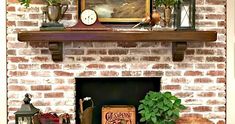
[102,105,136,124]
[80,0,151,23]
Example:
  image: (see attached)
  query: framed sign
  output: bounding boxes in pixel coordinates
[80,0,151,23]
[102,105,136,124]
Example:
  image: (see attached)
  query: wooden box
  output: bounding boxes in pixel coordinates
[102,105,136,124]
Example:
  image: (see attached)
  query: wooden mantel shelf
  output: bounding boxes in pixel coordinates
[17,30,217,61]
[18,30,216,42]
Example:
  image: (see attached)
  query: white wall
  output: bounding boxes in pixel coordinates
[0,0,7,123]
[226,0,235,123]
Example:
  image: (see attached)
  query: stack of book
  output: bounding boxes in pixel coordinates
[40,22,65,31]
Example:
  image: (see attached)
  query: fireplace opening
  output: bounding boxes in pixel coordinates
[75,77,161,124]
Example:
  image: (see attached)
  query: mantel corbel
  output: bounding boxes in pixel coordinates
[172,42,187,61]
[48,42,63,62]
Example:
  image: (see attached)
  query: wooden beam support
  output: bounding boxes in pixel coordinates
[49,42,63,62]
[172,42,187,62]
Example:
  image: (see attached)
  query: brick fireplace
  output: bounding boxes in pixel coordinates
[75,77,161,123]
[6,0,226,124]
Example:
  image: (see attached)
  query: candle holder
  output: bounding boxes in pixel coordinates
[174,0,195,30]
[14,94,40,124]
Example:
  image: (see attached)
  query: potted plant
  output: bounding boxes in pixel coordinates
[18,0,68,24]
[155,0,182,27]
[138,91,187,124]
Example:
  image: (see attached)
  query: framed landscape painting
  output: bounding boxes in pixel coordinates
[80,0,151,23]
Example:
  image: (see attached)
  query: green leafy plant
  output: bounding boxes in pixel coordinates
[18,0,62,8]
[155,0,182,7]
[138,91,187,124]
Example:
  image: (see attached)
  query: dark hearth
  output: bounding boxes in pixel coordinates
[75,77,161,124]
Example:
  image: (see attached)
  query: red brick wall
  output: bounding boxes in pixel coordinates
[6,0,226,123]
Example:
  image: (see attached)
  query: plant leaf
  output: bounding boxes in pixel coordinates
[173,109,180,117]
[145,113,151,120]
[140,118,145,122]
[148,100,154,106]
[179,104,187,110]
[170,96,177,100]
[138,110,145,114]
[138,104,144,110]
[158,102,164,109]
[175,99,181,105]
[163,92,172,98]
[167,110,173,116]
[163,106,169,111]
[151,116,157,123]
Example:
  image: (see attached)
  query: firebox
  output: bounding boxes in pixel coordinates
[75,77,161,124]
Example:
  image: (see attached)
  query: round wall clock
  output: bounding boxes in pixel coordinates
[80,9,98,26]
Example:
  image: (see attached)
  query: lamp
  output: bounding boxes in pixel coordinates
[14,94,40,124]
[175,0,195,30]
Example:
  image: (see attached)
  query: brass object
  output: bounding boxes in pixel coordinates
[79,97,94,124]
[47,3,68,23]
[80,107,93,124]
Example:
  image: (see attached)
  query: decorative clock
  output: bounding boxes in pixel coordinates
[80,9,98,26]
[67,9,110,31]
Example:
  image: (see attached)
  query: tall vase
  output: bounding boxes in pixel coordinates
[164,6,172,27]
[47,3,68,23]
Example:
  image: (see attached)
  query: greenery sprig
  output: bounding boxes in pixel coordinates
[155,0,182,7]
[18,0,62,8]
[18,0,31,7]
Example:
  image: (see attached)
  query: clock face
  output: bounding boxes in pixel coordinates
[80,9,98,26]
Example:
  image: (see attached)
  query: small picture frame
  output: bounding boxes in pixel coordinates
[102,105,136,124]
[80,0,151,23]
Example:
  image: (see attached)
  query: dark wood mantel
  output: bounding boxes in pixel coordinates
[18,30,216,42]
[17,30,217,61]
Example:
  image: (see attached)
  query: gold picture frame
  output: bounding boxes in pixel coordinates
[80,0,151,23]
